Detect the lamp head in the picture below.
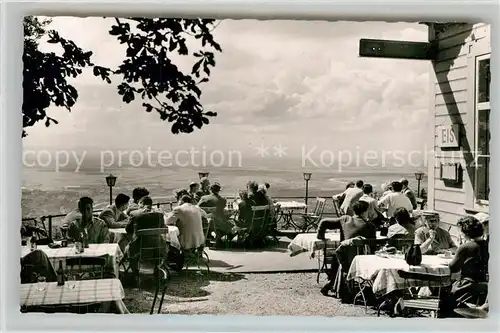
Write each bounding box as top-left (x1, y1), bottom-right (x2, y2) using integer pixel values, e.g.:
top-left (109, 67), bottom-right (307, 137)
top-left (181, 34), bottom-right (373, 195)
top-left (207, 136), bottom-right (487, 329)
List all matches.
top-left (105, 174), bottom-right (117, 187)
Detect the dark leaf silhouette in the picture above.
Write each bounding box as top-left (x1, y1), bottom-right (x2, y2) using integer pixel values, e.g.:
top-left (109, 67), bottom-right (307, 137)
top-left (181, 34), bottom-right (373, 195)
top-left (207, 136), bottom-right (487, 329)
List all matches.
top-left (22, 16), bottom-right (222, 138)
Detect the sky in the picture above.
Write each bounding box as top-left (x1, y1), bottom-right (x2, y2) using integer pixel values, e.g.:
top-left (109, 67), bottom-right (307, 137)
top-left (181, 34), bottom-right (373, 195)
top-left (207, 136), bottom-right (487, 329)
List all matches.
top-left (23, 17), bottom-right (432, 160)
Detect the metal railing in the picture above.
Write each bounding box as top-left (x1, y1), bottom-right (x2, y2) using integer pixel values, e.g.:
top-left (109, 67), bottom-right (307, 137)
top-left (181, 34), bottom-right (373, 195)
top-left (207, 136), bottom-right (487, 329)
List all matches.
top-left (22, 195), bottom-right (427, 241)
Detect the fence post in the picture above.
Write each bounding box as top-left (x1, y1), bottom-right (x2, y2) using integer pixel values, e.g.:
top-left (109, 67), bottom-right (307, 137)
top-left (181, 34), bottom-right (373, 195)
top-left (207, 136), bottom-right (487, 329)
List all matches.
top-left (48, 216), bottom-right (53, 240)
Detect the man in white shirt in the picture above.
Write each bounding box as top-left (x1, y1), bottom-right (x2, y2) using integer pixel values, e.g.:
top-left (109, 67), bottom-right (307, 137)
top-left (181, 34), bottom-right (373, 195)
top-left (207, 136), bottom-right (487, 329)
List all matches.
top-left (400, 178), bottom-right (418, 210)
top-left (333, 180), bottom-right (364, 216)
top-left (378, 181), bottom-right (413, 219)
top-left (166, 195), bottom-right (206, 250)
top-left (358, 184), bottom-right (380, 222)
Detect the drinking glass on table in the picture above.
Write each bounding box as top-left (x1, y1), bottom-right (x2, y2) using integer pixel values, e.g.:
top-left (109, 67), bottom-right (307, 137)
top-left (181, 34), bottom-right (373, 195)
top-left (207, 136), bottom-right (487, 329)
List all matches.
top-left (67, 274), bottom-right (77, 290)
top-left (36, 275), bottom-right (47, 292)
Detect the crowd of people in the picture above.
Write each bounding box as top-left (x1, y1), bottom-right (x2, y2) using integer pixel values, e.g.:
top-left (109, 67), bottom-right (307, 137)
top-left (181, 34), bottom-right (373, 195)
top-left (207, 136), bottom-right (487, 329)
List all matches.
top-left (317, 178), bottom-right (489, 317)
top-left (57, 177), bottom-right (277, 271)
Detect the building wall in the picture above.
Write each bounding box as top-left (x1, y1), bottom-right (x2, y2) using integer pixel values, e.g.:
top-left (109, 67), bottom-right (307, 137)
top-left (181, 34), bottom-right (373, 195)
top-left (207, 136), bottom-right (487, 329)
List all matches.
top-left (428, 23), bottom-right (490, 239)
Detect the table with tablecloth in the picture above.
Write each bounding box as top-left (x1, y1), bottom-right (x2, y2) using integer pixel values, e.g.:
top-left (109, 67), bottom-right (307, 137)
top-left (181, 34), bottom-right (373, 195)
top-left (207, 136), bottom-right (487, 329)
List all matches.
top-left (347, 254), bottom-right (456, 296)
top-left (288, 232), bottom-right (342, 257)
top-left (275, 201), bottom-right (307, 230)
top-left (20, 278), bottom-right (129, 314)
top-left (288, 231), bottom-right (385, 257)
top-left (21, 244), bottom-right (123, 278)
top-left (109, 225), bottom-right (181, 250)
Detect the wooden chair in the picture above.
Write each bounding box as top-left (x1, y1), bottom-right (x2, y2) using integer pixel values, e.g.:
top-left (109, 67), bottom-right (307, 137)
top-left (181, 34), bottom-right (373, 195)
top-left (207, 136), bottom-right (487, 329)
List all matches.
top-left (395, 269), bottom-right (452, 318)
top-left (66, 257), bottom-right (107, 280)
top-left (332, 198), bottom-right (344, 217)
top-left (120, 228), bottom-right (169, 282)
top-left (386, 238), bottom-right (415, 252)
top-left (200, 207), bottom-right (217, 245)
top-left (234, 205), bottom-right (270, 246)
top-left (300, 198), bottom-right (326, 232)
top-left (150, 264), bottom-right (170, 314)
top-left (350, 238), bottom-right (386, 312)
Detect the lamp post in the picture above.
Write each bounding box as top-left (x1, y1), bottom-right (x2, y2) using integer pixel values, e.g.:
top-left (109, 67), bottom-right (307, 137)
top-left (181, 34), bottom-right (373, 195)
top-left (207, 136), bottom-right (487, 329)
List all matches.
top-left (303, 172), bottom-right (312, 213)
top-left (414, 172), bottom-right (424, 198)
top-left (105, 174), bottom-right (117, 205)
top-left (198, 172), bottom-right (210, 180)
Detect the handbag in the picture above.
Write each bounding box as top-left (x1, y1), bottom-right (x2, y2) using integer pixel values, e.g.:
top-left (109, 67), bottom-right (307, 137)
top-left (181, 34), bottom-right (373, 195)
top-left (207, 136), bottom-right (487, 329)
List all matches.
top-left (405, 243), bottom-right (422, 266)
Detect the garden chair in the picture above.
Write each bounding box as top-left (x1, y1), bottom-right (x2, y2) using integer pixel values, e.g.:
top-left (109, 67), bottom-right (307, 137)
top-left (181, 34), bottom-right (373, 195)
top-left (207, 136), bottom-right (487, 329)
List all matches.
top-left (395, 269), bottom-right (452, 318)
top-left (120, 227), bottom-right (169, 285)
top-left (233, 205), bottom-right (270, 246)
top-left (332, 198), bottom-right (344, 217)
top-left (349, 238), bottom-right (386, 312)
top-left (150, 264), bottom-right (171, 314)
top-left (300, 198), bottom-right (326, 232)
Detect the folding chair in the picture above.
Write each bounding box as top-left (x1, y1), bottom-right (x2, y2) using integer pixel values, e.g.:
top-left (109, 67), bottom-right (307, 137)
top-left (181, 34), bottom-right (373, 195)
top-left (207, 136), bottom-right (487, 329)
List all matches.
top-left (234, 205), bottom-right (269, 246)
top-left (351, 238), bottom-right (386, 312)
top-left (66, 257), bottom-right (107, 280)
top-left (300, 198), bottom-right (326, 232)
top-left (150, 264), bottom-right (170, 314)
top-left (200, 207), bottom-right (217, 245)
top-left (316, 228), bottom-right (341, 283)
top-left (395, 269), bottom-right (452, 318)
top-left (120, 228), bottom-right (169, 284)
top-left (332, 198), bottom-right (344, 217)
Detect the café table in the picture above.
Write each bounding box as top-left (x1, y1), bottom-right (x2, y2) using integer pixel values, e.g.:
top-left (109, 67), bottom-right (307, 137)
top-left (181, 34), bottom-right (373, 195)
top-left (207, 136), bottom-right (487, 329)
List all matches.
top-left (20, 278), bottom-right (129, 314)
top-left (347, 254), bottom-right (456, 296)
top-left (288, 231), bottom-right (386, 257)
top-left (288, 232), bottom-right (341, 258)
top-left (109, 225), bottom-right (181, 250)
top-left (21, 243), bottom-right (123, 278)
top-left (275, 201), bottom-right (307, 230)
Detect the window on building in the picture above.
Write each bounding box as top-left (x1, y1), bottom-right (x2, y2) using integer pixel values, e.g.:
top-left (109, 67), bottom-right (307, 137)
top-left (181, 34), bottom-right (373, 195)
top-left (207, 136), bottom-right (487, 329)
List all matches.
top-left (475, 56), bottom-right (490, 202)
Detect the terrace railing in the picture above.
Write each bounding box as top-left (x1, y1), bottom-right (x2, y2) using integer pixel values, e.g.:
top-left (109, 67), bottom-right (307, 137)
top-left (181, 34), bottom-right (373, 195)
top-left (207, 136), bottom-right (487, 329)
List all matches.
top-left (22, 195), bottom-right (426, 241)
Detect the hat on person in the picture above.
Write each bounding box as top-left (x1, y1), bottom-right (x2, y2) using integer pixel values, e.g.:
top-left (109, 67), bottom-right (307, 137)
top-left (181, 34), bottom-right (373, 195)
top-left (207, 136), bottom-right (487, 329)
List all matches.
top-left (189, 181), bottom-right (197, 186)
top-left (422, 210), bottom-right (439, 216)
top-left (474, 212), bottom-right (489, 224)
top-left (211, 182), bottom-right (221, 191)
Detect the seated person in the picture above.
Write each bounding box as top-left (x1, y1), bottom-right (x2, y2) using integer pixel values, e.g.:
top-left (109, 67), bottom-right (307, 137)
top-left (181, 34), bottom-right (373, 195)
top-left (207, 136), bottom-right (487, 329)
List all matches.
top-left (63, 197), bottom-right (110, 244)
top-left (235, 190), bottom-right (253, 228)
top-left (442, 216), bottom-right (489, 315)
top-left (125, 196), bottom-right (167, 275)
top-left (166, 195), bottom-right (206, 250)
top-left (414, 211), bottom-right (457, 255)
top-left (387, 207), bottom-right (416, 240)
top-left (20, 249), bottom-right (57, 284)
top-left (377, 181), bottom-right (413, 223)
top-left (333, 181), bottom-right (363, 216)
top-left (188, 182), bottom-right (200, 202)
top-left (258, 183), bottom-right (276, 221)
top-left (126, 187), bottom-right (150, 216)
top-left (317, 201), bottom-right (376, 242)
top-left (316, 201), bottom-right (377, 296)
top-left (196, 177), bottom-right (211, 202)
top-left (98, 193), bottom-right (130, 228)
top-left (474, 212), bottom-right (489, 242)
top-left (198, 182), bottom-right (235, 244)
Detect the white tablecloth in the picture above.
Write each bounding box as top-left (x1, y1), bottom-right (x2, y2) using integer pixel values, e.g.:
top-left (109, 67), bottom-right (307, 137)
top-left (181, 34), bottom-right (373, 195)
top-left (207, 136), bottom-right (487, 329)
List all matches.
top-left (276, 201), bottom-right (307, 210)
top-left (347, 254), bottom-right (456, 296)
top-left (108, 225), bottom-right (181, 250)
top-left (288, 232), bottom-right (341, 257)
top-left (21, 244), bottom-right (123, 278)
top-left (20, 278), bottom-right (125, 307)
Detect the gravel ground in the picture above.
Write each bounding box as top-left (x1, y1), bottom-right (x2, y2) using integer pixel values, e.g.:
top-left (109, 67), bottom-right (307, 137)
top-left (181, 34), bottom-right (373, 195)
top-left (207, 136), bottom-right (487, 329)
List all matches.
top-left (122, 270), bottom-right (380, 317)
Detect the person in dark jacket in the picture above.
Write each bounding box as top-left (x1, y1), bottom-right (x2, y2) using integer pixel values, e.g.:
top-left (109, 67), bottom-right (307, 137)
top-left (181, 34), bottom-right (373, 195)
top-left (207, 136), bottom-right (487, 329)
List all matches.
top-left (317, 201), bottom-right (377, 296)
top-left (442, 216), bottom-right (489, 316)
top-left (125, 196), bottom-right (167, 276)
top-left (198, 182), bottom-right (235, 244)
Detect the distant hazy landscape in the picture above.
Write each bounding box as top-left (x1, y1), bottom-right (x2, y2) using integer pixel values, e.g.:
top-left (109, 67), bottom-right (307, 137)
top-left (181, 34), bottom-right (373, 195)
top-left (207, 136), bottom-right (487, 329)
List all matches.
top-left (22, 152), bottom-right (427, 218)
